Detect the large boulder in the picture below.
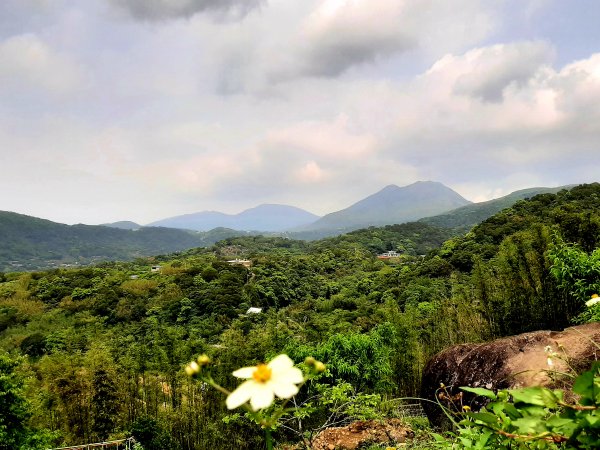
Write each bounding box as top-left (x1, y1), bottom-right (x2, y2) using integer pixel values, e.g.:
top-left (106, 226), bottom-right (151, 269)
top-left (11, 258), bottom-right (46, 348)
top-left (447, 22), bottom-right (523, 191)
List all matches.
top-left (421, 323), bottom-right (600, 427)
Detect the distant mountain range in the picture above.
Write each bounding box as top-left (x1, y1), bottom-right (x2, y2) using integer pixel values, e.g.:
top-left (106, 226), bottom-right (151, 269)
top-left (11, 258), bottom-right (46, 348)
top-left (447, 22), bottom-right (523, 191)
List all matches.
top-left (147, 204), bottom-right (320, 232)
top-left (0, 182), bottom-right (576, 271)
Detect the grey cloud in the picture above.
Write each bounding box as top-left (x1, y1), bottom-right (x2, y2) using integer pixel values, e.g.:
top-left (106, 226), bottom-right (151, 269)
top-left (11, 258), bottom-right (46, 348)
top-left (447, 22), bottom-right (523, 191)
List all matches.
top-left (453, 42), bottom-right (554, 102)
top-left (302, 34), bottom-right (415, 78)
top-left (109, 0), bottom-right (264, 21)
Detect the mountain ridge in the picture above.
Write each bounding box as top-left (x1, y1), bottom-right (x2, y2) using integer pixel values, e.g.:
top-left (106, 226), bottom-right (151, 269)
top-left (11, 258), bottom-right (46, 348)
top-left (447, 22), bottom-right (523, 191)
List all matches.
top-left (419, 185), bottom-right (574, 230)
top-left (147, 203), bottom-right (320, 232)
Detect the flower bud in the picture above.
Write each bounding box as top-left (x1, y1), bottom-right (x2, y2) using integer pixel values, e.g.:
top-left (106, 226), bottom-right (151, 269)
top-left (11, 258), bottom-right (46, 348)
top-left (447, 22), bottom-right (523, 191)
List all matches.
top-left (304, 356), bottom-right (316, 366)
top-left (197, 354), bottom-right (211, 366)
top-left (185, 361), bottom-right (200, 376)
top-left (314, 361), bottom-right (326, 373)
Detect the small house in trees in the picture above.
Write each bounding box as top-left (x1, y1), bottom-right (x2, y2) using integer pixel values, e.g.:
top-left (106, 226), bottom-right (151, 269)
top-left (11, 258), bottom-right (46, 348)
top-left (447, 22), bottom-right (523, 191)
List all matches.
top-left (227, 258), bottom-right (252, 268)
top-left (377, 251), bottom-right (400, 259)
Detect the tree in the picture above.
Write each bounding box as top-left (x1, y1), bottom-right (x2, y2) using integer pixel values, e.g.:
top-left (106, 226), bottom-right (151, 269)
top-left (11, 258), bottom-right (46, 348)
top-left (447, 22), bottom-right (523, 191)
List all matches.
top-left (0, 353), bottom-right (30, 450)
top-left (91, 369), bottom-right (119, 441)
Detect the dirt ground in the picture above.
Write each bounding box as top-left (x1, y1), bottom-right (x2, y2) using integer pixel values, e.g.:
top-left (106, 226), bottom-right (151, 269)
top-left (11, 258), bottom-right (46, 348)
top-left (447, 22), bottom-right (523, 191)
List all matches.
top-left (309, 419), bottom-right (414, 450)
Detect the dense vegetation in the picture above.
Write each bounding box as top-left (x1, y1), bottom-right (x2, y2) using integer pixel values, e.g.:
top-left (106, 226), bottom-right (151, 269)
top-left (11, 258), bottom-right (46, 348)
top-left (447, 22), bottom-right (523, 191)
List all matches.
top-left (1, 183), bottom-right (599, 449)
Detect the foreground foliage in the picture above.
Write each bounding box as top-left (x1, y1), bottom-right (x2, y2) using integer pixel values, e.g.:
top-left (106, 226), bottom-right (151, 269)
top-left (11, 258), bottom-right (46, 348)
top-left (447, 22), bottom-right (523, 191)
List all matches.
top-left (433, 362), bottom-right (600, 449)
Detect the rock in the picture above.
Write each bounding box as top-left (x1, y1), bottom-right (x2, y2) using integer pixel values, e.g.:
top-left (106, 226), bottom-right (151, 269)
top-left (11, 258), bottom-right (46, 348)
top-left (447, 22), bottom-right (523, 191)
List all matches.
top-left (310, 419), bottom-right (414, 450)
top-left (420, 323), bottom-right (600, 428)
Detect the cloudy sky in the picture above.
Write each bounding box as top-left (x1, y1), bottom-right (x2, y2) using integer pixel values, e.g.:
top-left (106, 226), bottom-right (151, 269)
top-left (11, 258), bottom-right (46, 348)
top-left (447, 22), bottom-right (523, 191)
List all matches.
top-left (1, 0), bottom-right (599, 225)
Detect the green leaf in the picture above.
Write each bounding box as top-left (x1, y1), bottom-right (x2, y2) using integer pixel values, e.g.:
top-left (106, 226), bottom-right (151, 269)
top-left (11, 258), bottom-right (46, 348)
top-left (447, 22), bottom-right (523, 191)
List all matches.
top-left (501, 402), bottom-right (522, 420)
top-left (468, 412), bottom-right (500, 426)
top-left (546, 416), bottom-right (574, 429)
top-left (585, 414), bottom-right (600, 427)
top-left (509, 387), bottom-right (547, 406)
top-left (461, 386), bottom-right (497, 400)
top-left (573, 364), bottom-right (600, 405)
top-left (475, 429), bottom-right (493, 449)
top-left (511, 416), bottom-right (546, 434)
top-left (431, 432), bottom-right (448, 443)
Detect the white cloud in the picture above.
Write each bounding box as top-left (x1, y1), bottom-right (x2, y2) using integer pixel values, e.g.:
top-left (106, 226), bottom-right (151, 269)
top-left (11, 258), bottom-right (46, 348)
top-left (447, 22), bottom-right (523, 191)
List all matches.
top-left (379, 44), bottom-right (600, 194)
top-left (0, 33), bottom-right (87, 95)
top-left (264, 115), bottom-right (377, 160)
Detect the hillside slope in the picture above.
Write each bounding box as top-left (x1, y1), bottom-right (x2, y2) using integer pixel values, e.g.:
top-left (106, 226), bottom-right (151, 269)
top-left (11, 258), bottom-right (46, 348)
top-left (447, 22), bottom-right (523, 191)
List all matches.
top-left (0, 211), bottom-right (248, 271)
top-left (420, 185), bottom-right (572, 230)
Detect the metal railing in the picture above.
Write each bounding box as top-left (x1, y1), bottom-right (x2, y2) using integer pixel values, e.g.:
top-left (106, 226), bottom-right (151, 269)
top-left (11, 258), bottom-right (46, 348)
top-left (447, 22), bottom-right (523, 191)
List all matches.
top-left (48, 437), bottom-right (135, 450)
top-left (395, 403), bottom-right (427, 418)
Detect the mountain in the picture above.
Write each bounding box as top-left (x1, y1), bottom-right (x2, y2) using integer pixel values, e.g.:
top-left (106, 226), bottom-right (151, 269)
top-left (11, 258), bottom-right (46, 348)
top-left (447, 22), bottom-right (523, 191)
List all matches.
top-left (102, 221), bottom-right (142, 230)
top-left (298, 181), bottom-right (471, 234)
top-left (147, 204), bottom-right (320, 232)
top-left (419, 185), bottom-right (574, 231)
top-left (0, 211), bottom-right (251, 271)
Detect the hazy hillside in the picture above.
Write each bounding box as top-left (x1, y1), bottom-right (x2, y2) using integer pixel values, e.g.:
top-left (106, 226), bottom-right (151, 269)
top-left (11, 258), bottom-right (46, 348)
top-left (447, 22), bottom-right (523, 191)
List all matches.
top-left (148, 204), bottom-right (320, 232)
top-left (0, 211), bottom-right (250, 271)
top-left (102, 221), bottom-right (142, 230)
top-left (299, 181), bottom-right (471, 234)
top-left (420, 185), bottom-right (572, 230)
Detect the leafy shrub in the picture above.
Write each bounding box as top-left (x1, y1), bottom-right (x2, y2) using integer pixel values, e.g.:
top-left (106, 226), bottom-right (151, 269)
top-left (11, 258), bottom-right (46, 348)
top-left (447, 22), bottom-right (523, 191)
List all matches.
top-left (432, 362), bottom-right (600, 449)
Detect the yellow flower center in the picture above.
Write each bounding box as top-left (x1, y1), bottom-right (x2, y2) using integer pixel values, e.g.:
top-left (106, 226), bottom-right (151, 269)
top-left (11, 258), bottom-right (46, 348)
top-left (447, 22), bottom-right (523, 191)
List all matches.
top-left (252, 364), bottom-right (272, 383)
top-left (592, 294), bottom-right (599, 299)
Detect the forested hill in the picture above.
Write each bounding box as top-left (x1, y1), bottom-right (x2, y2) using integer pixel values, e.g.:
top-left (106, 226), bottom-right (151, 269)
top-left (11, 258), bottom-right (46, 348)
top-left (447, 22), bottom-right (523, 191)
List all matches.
top-left (419, 185), bottom-right (572, 231)
top-left (439, 182), bottom-right (600, 272)
top-left (1, 183), bottom-right (599, 449)
top-left (0, 211), bottom-right (251, 271)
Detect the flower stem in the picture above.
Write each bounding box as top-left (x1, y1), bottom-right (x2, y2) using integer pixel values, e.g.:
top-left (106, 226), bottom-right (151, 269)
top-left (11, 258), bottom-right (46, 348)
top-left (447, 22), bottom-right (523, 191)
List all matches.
top-left (265, 428), bottom-right (273, 450)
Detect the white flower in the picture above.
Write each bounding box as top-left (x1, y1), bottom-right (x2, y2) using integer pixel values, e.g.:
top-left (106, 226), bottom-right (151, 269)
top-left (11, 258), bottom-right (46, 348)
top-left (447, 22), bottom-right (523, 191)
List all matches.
top-left (547, 357), bottom-right (554, 367)
top-left (586, 294), bottom-right (600, 307)
top-left (226, 354), bottom-right (304, 411)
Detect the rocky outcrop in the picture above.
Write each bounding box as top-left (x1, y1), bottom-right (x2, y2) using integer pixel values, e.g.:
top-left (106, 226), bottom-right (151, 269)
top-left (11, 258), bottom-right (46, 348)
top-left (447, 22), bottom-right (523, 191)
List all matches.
top-left (310, 419), bottom-right (414, 450)
top-left (421, 323), bottom-right (600, 428)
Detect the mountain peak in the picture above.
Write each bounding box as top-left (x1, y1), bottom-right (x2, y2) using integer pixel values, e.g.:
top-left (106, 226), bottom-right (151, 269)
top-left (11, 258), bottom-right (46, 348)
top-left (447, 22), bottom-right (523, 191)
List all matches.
top-left (301, 181), bottom-right (471, 232)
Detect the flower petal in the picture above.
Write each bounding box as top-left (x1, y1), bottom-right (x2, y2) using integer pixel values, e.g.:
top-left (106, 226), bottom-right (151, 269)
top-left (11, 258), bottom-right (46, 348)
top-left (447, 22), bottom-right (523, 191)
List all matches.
top-left (283, 367), bottom-right (304, 384)
top-left (249, 383), bottom-right (275, 410)
top-left (226, 380), bottom-right (256, 410)
top-left (232, 367), bottom-right (256, 379)
top-left (267, 354), bottom-right (294, 372)
top-left (270, 379), bottom-right (299, 399)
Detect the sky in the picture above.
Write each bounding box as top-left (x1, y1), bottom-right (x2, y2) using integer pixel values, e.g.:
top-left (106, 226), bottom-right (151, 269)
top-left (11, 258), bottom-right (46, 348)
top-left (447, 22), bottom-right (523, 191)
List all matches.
top-left (1, 0), bottom-right (599, 225)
